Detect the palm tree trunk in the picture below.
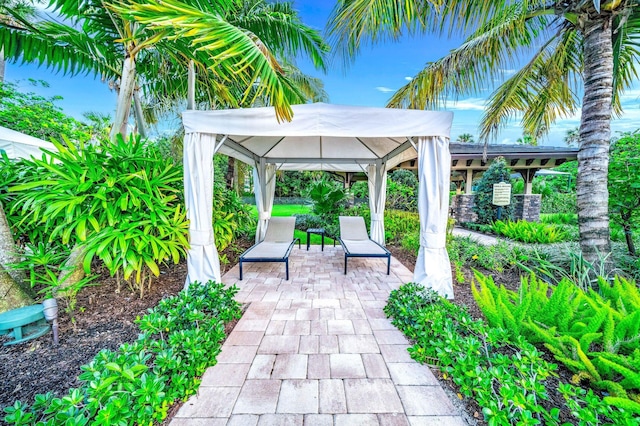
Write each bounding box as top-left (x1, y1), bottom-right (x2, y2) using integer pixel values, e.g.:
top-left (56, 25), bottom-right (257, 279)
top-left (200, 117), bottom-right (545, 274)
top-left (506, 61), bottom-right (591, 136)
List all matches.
top-left (132, 89), bottom-right (147, 139)
top-left (110, 55), bottom-right (137, 142)
top-left (0, 48), bottom-right (5, 82)
top-left (577, 14), bottom-right (613, 263)
top-left (0, 203), bottom-right (32, 312)
top-left (226, 156), bottom-right (235, 190)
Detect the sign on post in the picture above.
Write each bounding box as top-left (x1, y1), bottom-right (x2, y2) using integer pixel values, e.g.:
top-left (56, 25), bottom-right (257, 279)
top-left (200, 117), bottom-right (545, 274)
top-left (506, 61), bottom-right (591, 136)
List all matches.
top-left (492, 182), bottom-right (512, 206)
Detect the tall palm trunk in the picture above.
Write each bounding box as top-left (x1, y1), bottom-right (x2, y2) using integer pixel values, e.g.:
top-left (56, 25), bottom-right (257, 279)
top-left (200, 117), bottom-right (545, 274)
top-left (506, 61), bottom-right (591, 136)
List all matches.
top-left (109, 55), bottom-right (137, 142)
top-left (577, 14), bottom-right (613, 263)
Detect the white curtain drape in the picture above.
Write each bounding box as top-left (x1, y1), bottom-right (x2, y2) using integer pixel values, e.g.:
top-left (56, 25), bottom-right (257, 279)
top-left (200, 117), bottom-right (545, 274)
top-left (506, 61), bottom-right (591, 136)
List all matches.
top-left (183, 132), bottom-right (221, 287)
top-left (254, 160), bottom-right (277, 243)
top-left (367, 163), bottom-right (387, 245)
top-left (413, 136), bottom-right (454, 298)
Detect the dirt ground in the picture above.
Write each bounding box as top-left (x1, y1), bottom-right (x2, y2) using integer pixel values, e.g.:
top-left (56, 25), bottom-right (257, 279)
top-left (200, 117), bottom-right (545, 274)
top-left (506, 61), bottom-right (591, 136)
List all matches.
top-left (0, 243), bottom-right (583, 425)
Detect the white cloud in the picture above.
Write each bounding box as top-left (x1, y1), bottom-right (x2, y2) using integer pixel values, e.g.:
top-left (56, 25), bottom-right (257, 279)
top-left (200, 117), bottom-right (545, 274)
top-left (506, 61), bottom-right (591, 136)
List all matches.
top-left (444, 98), bottom-right (487, 111)
top-left (404, 76), bottom-right (413, 81)
top-left (375, 86), bottom-right (395, 93)
top-left (500, 69), bottom-right (517, 76)
top-left (500, 138), bottom-right (513, 144)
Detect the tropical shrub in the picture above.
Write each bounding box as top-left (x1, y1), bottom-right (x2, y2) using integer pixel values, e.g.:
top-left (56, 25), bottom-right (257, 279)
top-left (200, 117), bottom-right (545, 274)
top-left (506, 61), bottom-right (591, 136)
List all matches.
top-left (447, 236), bottom-right (521, 275)
top-left (472, 157), bottom-right (515, 224)
top-left (0, 80), bottom-right (92, 143)
top-left (473, 271), bottom-right (640, 409)
top-left (609, 131), bottom-right (640, 256)
top-left (540, 192), bottom-right (577, 215)
top-left (540, 213), bottom-right (578, 226)
top-left (349, 181), bottom-right (368, 199)
top-left (213, 178), bottom-right (256, 251)
top-left (0, 153), bottom-right (52, 244)
top-left (294, 213), bottom-right (339, 239)
top-left (274, 171), bottom-right (319, 198)
top-left (386, 170), bottom-right (418, 211)
top-left (306, 178), bottom-right (347, 216)
top-left (9, 135), bottom-right (188, 298)
top-left (3, 281), bottom-right (242, 425)
top-left (384, 210), bottom-right (419, 244)
top-left (385, 282), bottom-right (637, 424)
top-left (492, 220), bottom-right (569, 244)
top-left (517, 247), bottom-right (615, 291)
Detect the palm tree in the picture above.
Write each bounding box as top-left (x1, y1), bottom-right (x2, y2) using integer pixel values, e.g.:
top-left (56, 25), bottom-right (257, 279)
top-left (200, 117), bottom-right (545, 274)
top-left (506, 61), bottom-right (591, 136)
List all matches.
top-left (0, 0), bottom-right (328, 310)
top-left (0, 0), bottom-right (328, 140)
top-left (564, 127), bottom-right (580, 146)
top-left (516, 133), bottom-right (538, 146)
top-left (328, 0), bottom-right (640, 263)
top-left (456, 133), bottom-right (475, 143)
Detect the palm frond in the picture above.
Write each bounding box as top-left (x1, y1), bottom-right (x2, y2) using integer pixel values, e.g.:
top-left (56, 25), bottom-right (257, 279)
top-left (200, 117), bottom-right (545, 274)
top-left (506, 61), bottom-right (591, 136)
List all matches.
top-left (387, 3), bottom-right (552, 109)
top-left (612, 4), bottom-right (640, 115)
top-left (326, 0), bottom-right (438, 61)
top-left (229, 0), bottom-right (328, 70)
top-left (480, 23), bottom-right (582, 141)
top-left (113, 0), bottom-right (318, 121)
top-left (0, 21), bottom-right (119, 78)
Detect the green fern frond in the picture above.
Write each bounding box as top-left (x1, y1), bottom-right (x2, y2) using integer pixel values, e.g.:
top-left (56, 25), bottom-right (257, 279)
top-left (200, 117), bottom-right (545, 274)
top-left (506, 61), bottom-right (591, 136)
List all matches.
top-left (603, 396), bottom-right (640, 414)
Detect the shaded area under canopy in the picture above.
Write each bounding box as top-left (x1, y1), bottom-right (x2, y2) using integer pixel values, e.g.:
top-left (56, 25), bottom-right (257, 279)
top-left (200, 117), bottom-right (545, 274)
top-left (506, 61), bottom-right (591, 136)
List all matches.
top-left (182, 103), bottom-right (455, 298)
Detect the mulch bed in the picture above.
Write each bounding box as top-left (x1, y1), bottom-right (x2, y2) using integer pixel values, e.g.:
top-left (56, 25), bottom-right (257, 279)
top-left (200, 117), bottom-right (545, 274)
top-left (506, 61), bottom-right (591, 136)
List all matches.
top-left (0, 241), bottom-right (248, 413)
top-left (0, 241), bottom-right (587, 425)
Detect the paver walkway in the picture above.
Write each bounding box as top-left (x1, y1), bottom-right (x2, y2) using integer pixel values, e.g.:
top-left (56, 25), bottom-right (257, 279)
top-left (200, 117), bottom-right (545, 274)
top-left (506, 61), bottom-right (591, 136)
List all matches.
top-left (451, 227), bottom-right (500, 246)
top-left (171, 246), bottom-right (466, 426)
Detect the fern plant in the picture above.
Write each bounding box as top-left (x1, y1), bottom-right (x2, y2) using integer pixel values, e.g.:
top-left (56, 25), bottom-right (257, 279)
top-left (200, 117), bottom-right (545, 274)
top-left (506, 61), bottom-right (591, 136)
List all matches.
top-left (492, 220), bottom-right (569, 244)
top-left (472, 271), bottom-right (640, 406)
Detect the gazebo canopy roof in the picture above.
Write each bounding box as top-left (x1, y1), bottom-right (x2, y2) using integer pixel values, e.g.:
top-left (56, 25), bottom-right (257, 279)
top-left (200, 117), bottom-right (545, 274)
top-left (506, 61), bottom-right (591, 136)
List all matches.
top-left (183, 102), bottom-right (453, 172)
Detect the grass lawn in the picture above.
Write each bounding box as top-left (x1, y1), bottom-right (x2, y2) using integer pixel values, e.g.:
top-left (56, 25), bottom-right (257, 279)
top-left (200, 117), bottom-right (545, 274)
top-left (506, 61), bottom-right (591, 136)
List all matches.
top-left (249, 204), bottom-right (334, 245)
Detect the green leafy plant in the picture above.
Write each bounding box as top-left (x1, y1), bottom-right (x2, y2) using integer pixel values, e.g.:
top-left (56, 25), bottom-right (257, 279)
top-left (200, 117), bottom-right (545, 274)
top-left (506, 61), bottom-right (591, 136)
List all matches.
top-left (609, 131), bottom-right (640, 256)
top-left (446, 236), bottom-right (522, 274)
top-left (518, 248), bottom-right (616, 291)
top-left (3, 281), bottom-right (242, 425)
top-left (306, 177), bottom-right (347, 216)
top-left (385, 282), bottom-right (638, 425)
top-left (0, 80), bottom-right (91, 143)
top-left (384, 210), bottom-right (420, 244)
top-left (386, 170), bottom-right (418, 212)
top-left (9, 135), bottom-right (189, 298)
top-left (472, 271), bottom-right (640, 407)
top-left (492, 220), bottom-right (569, 244)
top-left (540, 192), bottom-right (577, 215)
top-left (540, 213), bottom-right (578, 226)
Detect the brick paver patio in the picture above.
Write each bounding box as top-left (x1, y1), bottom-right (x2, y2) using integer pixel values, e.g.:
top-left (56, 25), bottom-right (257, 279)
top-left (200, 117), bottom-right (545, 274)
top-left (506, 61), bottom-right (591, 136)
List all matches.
top-left (171, 246), bottom-right (465, 426)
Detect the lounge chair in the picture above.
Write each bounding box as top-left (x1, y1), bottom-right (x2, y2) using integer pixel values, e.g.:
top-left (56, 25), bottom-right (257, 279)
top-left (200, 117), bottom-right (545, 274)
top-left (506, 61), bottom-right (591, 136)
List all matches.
top-left (239, 217), bottom-right (300, 280)
top-left (338, 216), bottom-right (391, 275)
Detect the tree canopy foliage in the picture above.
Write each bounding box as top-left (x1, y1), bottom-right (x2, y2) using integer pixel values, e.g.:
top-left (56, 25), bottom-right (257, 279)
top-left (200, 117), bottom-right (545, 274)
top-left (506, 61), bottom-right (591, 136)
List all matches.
top-left (0, 80), bottom-right (91, 142)
top-left (609, 131), bottom-right (640, 256)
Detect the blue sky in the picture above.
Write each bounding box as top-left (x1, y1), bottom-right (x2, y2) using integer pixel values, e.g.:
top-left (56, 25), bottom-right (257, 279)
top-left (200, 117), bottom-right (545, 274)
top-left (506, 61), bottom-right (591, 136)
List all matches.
top-left (5, 0), bottom-right (639, 146)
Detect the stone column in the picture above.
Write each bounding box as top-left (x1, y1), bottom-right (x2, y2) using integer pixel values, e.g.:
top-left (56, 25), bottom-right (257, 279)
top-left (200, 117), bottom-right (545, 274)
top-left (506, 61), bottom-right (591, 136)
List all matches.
top-left (450, 194), bottom-right (478, 223)
top-left (513, 194), bottom-right (542, 222)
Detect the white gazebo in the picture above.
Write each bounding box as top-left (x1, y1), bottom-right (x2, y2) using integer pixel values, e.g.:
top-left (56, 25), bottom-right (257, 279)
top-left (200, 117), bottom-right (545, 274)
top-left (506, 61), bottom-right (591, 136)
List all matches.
top-left (182, 103), bottom-right (455, 298)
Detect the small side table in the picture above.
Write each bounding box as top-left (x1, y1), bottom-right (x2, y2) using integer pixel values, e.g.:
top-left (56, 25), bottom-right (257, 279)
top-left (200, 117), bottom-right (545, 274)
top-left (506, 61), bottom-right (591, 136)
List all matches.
top-left (306, 228), bottom-right (326, 251)
top-left (0, 304), bottom-right (50, 346)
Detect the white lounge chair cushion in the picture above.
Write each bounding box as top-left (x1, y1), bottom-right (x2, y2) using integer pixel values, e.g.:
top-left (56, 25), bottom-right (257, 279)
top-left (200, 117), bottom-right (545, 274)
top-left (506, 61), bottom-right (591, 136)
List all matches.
top-left (263, 217), bottom-right (296, 243)
top-left (242, 242), bottom-right (292, 260)
top-left (339, 216), bottom-right (370, 241)
top-left (340, 239), bottom-right (388, 255)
